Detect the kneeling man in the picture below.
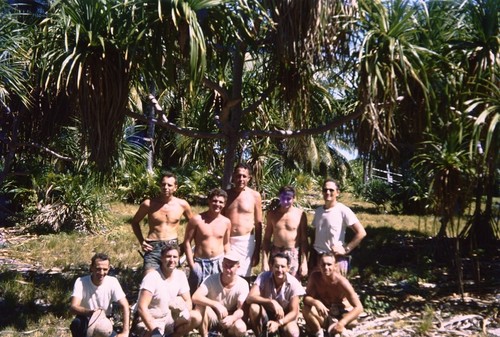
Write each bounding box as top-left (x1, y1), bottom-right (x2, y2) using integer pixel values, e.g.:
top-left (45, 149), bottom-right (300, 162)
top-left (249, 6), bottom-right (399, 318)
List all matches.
top-left (192, 251), bottom-right (249, 337)
top-left (246, 252), bottom-right (305, 337)
top-left (136, 244), bottom-right (201, 337)
top-left (303, 252), bottom-right (363, 336)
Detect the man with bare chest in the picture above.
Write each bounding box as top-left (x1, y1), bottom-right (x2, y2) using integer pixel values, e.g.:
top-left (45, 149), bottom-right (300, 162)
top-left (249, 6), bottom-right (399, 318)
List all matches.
top-left (131, 172), bottom-right (193, 274)
top-left (262, 186), bottom-right (308, 278)
top-left (184, 188), bottom-right (231, 293)
top-left (303, 253), bottom-right (363, 336)
top-left (223, 163), bottom-right (263, 277)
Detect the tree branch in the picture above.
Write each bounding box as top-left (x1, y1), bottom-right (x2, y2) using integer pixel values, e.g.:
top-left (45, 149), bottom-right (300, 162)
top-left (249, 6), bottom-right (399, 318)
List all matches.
top-left (12, 142), bottom-right (73, 161)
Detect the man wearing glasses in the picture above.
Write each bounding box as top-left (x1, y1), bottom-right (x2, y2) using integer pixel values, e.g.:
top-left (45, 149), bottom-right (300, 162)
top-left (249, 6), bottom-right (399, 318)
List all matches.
top-left (309, 179), bottom-right (366, 275)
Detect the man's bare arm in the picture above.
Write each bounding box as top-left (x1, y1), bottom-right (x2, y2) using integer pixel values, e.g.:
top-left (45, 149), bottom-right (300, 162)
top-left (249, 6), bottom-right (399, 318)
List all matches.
top-left (130, 200), bottom-right (150, 246)
top-left (69, 296), bottom-right (93, 316)
top-left (298, 211), bottom-right (309, 276)
top-left (252, 191), bottom-right (263, 267)
top-left (262, 212), bottom-right (274, 271)
top-left (183, 218), bottom-right (198, 269)
top-left (116, 297), bottom-right (130, 337)
top-left (344, 222), bottom-right (366, 254)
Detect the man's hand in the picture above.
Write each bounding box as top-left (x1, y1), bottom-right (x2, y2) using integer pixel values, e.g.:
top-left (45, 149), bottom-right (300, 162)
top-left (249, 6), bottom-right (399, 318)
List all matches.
top-left (314, 300), bottom-right (329, 318)
top-left (270, 300), bottom-right (284, 319)
top-left (267, 320), bottom-right (281, 333)
top-left (142, 240), bottom-right (153, 252)
top-left (220, 314), bottom-right (236, 329)
top-left (213, 303), bottom-right (228, 319)
top-left (329, 320), bottom-right (345, 334)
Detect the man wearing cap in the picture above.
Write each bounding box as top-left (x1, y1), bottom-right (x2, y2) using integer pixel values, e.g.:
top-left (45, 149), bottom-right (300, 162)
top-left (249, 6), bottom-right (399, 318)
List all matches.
top-left (246, 252), bottom-right (305, 337)
top-left (192, 251), bottom-right (249, 337)
top-left (70, 253), bottom-right (130, 337)
top-left (135, 244), bottom-right (201, 337)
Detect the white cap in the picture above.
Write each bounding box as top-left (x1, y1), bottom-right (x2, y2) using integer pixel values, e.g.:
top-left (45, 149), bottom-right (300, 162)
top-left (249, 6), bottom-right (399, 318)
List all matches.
top-left (223, 251), bottom-right (240, 262)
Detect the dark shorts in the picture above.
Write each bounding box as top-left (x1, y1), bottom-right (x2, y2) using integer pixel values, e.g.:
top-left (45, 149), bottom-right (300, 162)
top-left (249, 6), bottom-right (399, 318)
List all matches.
top-left (143, 239), bottom-right (179, 270)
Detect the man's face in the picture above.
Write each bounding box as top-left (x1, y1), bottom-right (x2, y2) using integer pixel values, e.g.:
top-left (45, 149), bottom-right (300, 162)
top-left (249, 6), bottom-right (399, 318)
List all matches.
top-left (159, 176), bottom-right (177, 197)
top-left (232, 168), bottom-right (250, 190)
top-left (161, 249), bottom-right (179, 271)
top-left (279, 191), bottom-right (295, 209)
top-left (209, 195), bottom-right (226, 214)
top-left (319, 255), bottom-right (336, 277)
top-left (271, 257), bottom-right (289, 281)
top-left (222, 258), bottom-right (239, 278)
top-left (90, 258), bottom-right (110, 286)
top-left (322, 181), bottom-right (339, 202)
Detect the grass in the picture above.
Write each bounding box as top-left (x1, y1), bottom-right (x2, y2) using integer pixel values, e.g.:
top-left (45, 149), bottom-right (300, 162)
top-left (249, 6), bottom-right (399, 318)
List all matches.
top-left (0, 195), bottom-right (496, 336)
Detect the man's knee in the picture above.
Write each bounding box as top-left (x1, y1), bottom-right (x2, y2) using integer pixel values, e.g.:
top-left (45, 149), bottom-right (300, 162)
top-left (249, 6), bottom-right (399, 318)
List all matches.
top-left (70, 316), bottom-right (87, 337)
top-left (228, 319), bottom-right (247, 337)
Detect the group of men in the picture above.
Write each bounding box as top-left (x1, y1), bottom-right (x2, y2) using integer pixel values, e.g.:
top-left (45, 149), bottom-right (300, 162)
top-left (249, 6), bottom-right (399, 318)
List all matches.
top-left (70, 163), bottom-right (367, 337)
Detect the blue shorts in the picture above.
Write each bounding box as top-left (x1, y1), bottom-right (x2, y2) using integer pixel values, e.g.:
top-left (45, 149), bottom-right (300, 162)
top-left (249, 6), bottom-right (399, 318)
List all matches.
top-left (188, 255), bottom-right (223, 294)
top-left (143, 239), bottom-right (179, 270)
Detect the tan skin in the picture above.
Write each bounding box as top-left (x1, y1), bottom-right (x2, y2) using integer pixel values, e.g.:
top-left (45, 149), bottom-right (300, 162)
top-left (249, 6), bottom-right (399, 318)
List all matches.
top-left (192, 259), bottom-right (246, 337)
top-left (262, 191), bottom-right (308, 278)
top-left (247, 257), bottom-right (301, 337)
top-left (223, 167), bottom-right (263, 267)
top-left (130, 176), bottom-right (193, 271)
top-left (303, 255), bottom-right (363, 335)
top-left (184, 195), bottom-right (231, 270)
top-left (137, 249), bottom-right (201, 337)
top-left (70, 259), bottom-right (130, 337)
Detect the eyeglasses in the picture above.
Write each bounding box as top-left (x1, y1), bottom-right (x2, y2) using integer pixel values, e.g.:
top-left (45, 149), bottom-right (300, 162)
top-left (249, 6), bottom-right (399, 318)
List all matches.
top-left (322, 188), bottom-right (336, 193)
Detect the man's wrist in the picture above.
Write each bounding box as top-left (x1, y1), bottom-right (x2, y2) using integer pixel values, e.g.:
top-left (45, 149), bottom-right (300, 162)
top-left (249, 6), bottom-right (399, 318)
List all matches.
top-left (278, 319), bottom-right (284, 326)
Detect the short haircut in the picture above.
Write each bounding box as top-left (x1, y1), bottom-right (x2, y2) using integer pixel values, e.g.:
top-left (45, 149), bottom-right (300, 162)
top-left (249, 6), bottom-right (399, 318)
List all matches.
top-left (319, 251), bottom-right (336, 261)
top-left (160, 171), bottom-right (177, 184)
top-left (208, 188), bottom-right (228, 201)
top-left (323, 178), bottom-right (339, 191)
top-left (91, 253), bottom-right (109, 266)
top-left (279, 185), bottom-right (295, 196)
top-left (271, 252), bottom-right (291, 266)
top-left (233, 162), bottom-right (252, 175)
top-left (161, 243), bottom-right (180, 256)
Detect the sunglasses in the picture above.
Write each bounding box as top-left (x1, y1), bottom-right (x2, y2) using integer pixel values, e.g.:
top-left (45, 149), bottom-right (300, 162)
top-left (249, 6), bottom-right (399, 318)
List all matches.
top-left (322, 188), bottom-right (336, 193)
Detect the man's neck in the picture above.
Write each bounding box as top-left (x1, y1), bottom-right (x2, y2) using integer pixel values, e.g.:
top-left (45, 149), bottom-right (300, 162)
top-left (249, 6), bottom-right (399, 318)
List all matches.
top-left (324, 200), bottom-right (337, 209)
top-left (160, 266), bottom-right (173, 279)
top-left (220, 273), bottom-right (235, 287)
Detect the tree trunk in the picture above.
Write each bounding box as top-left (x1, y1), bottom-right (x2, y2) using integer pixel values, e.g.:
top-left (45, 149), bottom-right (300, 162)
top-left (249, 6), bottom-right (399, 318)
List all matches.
top-left (221, 41), bottom-right (247, 188)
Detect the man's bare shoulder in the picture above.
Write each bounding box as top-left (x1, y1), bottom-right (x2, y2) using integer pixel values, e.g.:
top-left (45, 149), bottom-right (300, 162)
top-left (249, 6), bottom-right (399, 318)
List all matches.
top-left (173, 196), bottom-right (191, 208)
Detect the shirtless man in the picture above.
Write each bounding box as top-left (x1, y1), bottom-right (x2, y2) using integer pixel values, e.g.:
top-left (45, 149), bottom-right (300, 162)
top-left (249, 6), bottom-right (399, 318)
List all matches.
top-left (262, 185), bottom-right (308, 279)
top-left (184, 188), bottom-right (231, 293)
top-left (223, 163), bottom-right (263, 277)
top-left (131, 172), bottom-right (193, 274)
top-left (303, 252), bottom-right (363, 336)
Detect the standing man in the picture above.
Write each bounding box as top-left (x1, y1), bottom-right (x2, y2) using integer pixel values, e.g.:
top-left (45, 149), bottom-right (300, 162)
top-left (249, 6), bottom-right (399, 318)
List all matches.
top-left (131, 172), bottom-right (193, 274)
top-left (223, 163), bottom-right (263, 277)
top-left (262, 185), bottom-right (308, 279)
top-left (70, 253), bottom-right (130, 337)
top-left (303, 252), bottom-right (363, 336)
top-left (192, 251), bottom-right (249, 337)
top-left (310, 179), bottom-right (366, 275)
top-left (246, 253), bottom-right (305, 337)
top-left (135, 244), bottom-right (201, 337)
top-left (184, 188), bottom-right (231, 292)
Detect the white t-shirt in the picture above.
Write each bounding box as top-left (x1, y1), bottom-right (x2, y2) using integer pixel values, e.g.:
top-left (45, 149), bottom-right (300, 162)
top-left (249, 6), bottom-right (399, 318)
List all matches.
top-left (139, 268), bottom-right (189, 319)
top-left (164, 269), bottom-right (190, 298)
top-left (200, 273), bottom-right (249, 313)
top-left (71, 275), bottom-right (126, 316)
top-left (312, 203), bottom-right (359, 253)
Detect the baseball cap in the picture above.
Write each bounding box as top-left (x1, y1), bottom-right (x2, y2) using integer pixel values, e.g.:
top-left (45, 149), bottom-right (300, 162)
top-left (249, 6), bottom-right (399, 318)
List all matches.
top-left (223, 251), bottom-right (240, 262)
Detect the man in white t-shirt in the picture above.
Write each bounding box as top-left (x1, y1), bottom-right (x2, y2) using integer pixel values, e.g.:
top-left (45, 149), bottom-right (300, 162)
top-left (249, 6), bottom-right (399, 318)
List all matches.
top-left (310, 179), bottom-right (366, 275)
top-left (136, 244), bottom-right (201, 337)
top-left (192, 251), bottom-right (249, 337)
top-left (246, 252), bottom-right (305, 337)
top-left (70, 253), bottom-right (130, 337)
